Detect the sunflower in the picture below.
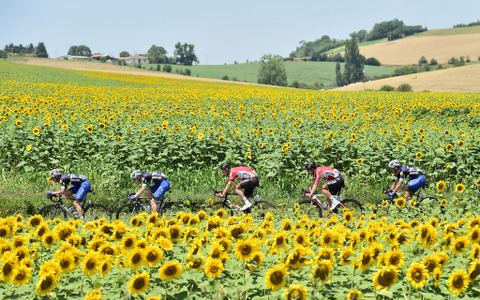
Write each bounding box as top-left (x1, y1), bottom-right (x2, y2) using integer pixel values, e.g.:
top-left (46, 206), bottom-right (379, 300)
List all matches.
top-left (458, 140), bottom-right (465, 147)
top-left (55, 252), bottom-right (76, 274)
top-left (356, 158), bottom-right (363, 165)
top-left (373, 266), bottom-right (398, 290)
top-left (395, 197), bottom-right (406, 209)
top-left (99, 256), bottom-right (113, 278)
top-left (61, 124), bottom-right (68, 131)
top-left (446, 144), bottom-right (453, 152)
top-left (441, 199), bottom-right (448, 206)
top-left (85, 289), bottom-right (102, 300)
top-left (347, 289), bottom-right (362, 300)
top-left (381, 200), bottom-right (389, 208)
top-left (27, 215), bottom-right (44, 228)
top-left (121, 233), bottom-right (137, 250)
top-left (204, 258), bottom-right (224, 278)
top-left (82, 251), bottom-right (99, 275)
top-left (451, 237), bottom-right (469, 254)
top-left (26, 145), bottom-right (32, 152)
top-left (283, 284), bottom-right (308, 300)
top-left (235, 239), bottom-right (259, 261)
top-left (218, 136), bottom-right (225, 143)
top-left (469, 260), bottom-right (480, 281)
top-left (455, 183), bottom-right (466, 194)
top-left (436, 181), bottom-right (446, 193)
top-left (247, 252), bottom-right (265, 271)
top-left (416, 152), bottom-right (423, 159)
top-left (158, 260), bottom-right (183, 281)
top-left (144, 245), bottom-right (163, 267)
top-left (128, 271), bottom-right (149, 294)
top-left (39, 260), bottom-right (61, 278)
top-left (15, 119), bottom-right (22, 127)
top-left (0, 254), bottom-right (16, 281)
top-left (168, 224), bottom-right (183, 242)
top-left (117, 136), bottom-right (122, 143)
top-left (86, 124), bottom-right (93, 133)
top-left (11, 264), bottom-right (32, 286)
top-left (476, 178), bottom-right (480, 186)
top-left (125, 247), bottom-right (145, 270)
top-left (265, 265), bottom-right (289, 291)
top-left (311, 260), bottom-right (333, 284)
top-left (35, 274), bottom-right (57, 296)
top-left (339, 247), bottom-right (355, 266)
top-left (356, 248), bottom-right (374, 271)
top-left (385, 249), bottom-right (405, 268)
top-left (448, 269), bottom-right (470, 295)
top-left (406, 262), bottom-right (428, 289)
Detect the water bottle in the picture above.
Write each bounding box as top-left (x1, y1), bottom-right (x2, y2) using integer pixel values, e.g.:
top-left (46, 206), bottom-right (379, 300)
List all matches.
top-left (146, 205), bottom-right (151, 213)
top-left (419, 192), bottom-right (425, 199)
top-left (338, 195), bottom-right (344, 202)
top-left (85, 200), bottom-right (91, 205)
top-left (253, 195), bottom-right (260, 201)
top-left (67, 206), bottom-right (74, 214)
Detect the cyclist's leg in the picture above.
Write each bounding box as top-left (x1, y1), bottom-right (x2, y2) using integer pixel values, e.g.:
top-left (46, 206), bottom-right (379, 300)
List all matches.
top-left (405, 176), bottom-right (425, 202)
top-left (235, 178), bottom-right (256, 209)
top-left (148, 184), bottom-right (159, 212)
top-left (73, 181), bottom-right (90, 217)
top-left (323, 177), bottom-right (343, 207)
top-left (153, 180), bottom-right (170, 211)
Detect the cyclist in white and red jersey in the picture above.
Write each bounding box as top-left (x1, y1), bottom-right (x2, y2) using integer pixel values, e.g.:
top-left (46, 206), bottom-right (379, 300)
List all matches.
top-left (304, 161), bottom-right (344, 210)
top-left (216, 161), bottom-right (259, 211)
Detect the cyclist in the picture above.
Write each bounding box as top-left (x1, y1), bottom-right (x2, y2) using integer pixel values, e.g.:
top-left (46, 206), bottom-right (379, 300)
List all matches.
top-left (216, 161), bottom-right (259, 211)
top-left (46, 169), bottom-right (91, 220)
top-left (386, 160), bottom-right (425, 203)
top-left (304, 161), bottom-right (343, 210)
top-left (130, 170), bottom-right (170, 213)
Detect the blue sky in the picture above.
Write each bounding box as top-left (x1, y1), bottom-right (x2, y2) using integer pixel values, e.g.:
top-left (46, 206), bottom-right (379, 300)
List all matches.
top-left (2, 0), bottom-right (479, 65)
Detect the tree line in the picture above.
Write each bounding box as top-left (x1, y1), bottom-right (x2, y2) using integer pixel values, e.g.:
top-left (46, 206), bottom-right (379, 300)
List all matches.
top-left (291, 18), bottom-right (426, 59)
top-left (2, 42), bottom-right (48, 58)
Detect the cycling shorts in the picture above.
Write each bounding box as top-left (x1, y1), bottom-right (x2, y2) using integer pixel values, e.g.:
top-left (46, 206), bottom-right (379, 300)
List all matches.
top-left (325, 176), bottom-right (344, 196)
top-left (238, 177), bottom-right (259, 198)
top-left (150, 179), bottom-right (170, 200)
top-left (407, 175), bottom-right (426, 193)
top-left (69, 180), bottom-right (91, 201)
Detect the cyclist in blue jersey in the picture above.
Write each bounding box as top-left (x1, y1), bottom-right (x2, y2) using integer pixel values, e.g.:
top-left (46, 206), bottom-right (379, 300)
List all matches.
top-left (46, 169), bottom-right (91, 219)
top-left (130, 170), bottom-right (170, 213)
top-left (386, 160), bottom-right (426, 203)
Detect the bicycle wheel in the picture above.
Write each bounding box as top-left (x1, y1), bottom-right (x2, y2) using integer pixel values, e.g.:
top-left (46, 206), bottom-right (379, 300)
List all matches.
top-left (38, 204), bottom-right (69, 221)
top-left (84, 203), bottom-right (112, 221)
top-left (297, 200), bottom-right (322, 219)
top-left (158, 201), bottom-right (183, 218)
top-left (116, 202), bottom-right (148, 221)
top-left (248, 200), bottom-right (276, 218)
top-left (375, 198), bottom-right (392, 218)
top-left (416, 197), bottom-right (443, 219)
top-left (211, 201), bottom-right (235, 217)
top-left (335, 199), bottom-right (364, 220)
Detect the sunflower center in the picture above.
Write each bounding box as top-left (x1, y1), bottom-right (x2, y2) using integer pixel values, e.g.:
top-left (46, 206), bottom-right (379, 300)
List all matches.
top-left (132, 253), bottom-right (141, 264)
top-left (40, 276), bottom-right (53, 290)
top-left (240, 245), bottom-right (252, 255)
top-left (270, 271), bottom-right (284, 285)
top-left (2, 263), bottom-right (12, 276)
top-left (86, 260), bottom-right (96, 270)
top-left (453, 276), bottom-right (464, 288)
top-left (165, 265), bottom-right (177, 276)
top-left (147, 252), bottom-right (157, 262)
top-left (378, 271), bottom-right (395, 286)
top-left (133, 277), bottom-right (145, 289)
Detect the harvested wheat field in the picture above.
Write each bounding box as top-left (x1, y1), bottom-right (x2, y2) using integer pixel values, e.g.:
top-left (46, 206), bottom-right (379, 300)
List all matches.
top-left (359, 32), bottom-right (480, 66)
top-left (332, 63), bottom-right (480, 93)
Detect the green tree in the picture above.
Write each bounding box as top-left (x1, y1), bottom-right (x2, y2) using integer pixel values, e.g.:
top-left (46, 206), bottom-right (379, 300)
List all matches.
top-left (335, 62), bottom-right (346, 87)
top-left (343, 39), bottom-right (364, 84)
top-left (418, 56), bottom-right (428, 65)
top-left (174, 42), bottom-right (199, 66)
top-left (257, 54), bottom-right (288, 86)
top-left (147, 45), bottom-right (167, 64)
top-left (35, 42), bottom-right (48, 58)
top-left (68, 45), bottom-right (91, 57)
top-left (119, 51), bottom-right (130, 57)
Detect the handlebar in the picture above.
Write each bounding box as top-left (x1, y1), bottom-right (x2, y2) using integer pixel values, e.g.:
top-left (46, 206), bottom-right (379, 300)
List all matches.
top-left (213, 190), bottom-right (237, 196)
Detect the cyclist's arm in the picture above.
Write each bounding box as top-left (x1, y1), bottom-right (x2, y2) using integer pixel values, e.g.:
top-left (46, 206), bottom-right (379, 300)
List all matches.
top-left (309, 181), bottom-right (319, 195)
top-left (133, 185), bottom-right (147, 199)
top-left (221, 181), bottom-right (234, 197)
top-left (50, 188), bottom-right (66, 196)
top-left (391, 179), bottom-right (403, 194)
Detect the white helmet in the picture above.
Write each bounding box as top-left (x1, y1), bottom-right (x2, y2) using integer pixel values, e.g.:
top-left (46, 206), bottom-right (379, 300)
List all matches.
top-left (130, 170), bottom-right (142, 180)
top-left (388, 160), bottom-right (401, 169)
top-left (49, 169), bottom-right (62, 178)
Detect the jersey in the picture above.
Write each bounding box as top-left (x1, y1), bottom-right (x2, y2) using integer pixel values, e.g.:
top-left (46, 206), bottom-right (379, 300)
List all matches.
top-left (60, 174), bottom-right (87, 189)
top-left (396, 167), bottom-right (423, 181)
top-left (313, 167), bottom-right (340, 183)
top-left (141, 172), bottom-right (167, 187)
top-left (228, 166), bottom-right (257, 182)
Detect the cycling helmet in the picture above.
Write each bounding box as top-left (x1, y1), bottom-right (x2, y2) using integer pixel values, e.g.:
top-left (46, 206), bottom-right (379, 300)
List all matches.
top-left (130, 170), bottom-right (143, 180)
top-left (219, 161), bottom-right (231, 170)
top-left (388, 160), bottom-right (401, 169)
top-left (49, 169), bottom-right (62, 178)
top-left (305, 161), bottom-right (317, 171)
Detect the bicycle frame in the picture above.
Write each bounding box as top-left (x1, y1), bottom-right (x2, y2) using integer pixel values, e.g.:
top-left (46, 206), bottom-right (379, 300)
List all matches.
top-left (46, 194), bottom-right (92, 218)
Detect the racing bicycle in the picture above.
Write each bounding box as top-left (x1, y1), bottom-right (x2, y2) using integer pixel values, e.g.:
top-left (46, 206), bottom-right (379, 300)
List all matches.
top-left (115, 191), bottom-right (182, 220)
top-left (374, 187), bottom-right (442, 218)
top-left (211, 188), bottom-right (276, 218)
top-left (38, 192), bottom-right (112, 221)
top-left (297, 186), bottom-right (364, 219)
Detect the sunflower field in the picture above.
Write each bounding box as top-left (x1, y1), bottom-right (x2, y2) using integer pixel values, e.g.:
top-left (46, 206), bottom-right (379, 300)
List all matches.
top-left (1, 60), bottom-right (480, 298)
